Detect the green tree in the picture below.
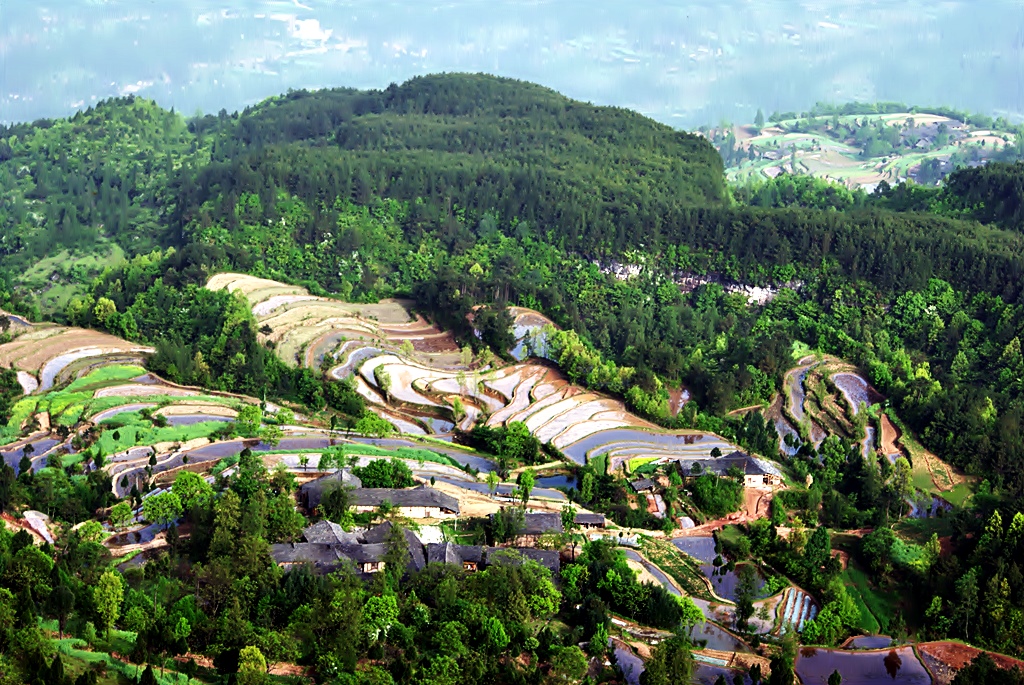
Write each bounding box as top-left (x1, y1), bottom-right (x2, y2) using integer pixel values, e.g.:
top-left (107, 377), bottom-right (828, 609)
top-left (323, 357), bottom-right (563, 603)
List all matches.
top-left (374, 366), bottom-right (392, 400)
top-left (549, 645), bottom-right (588, 682)
top-left (362, 594), bottom-right (399, 643)
top-left (518, 469), bottom-right (535, 507)
top-left (237, 645), bottom-right (269, 685)
top-left (734, 565), bottom-right (758, 632)
top-left (94, 570), bottom-right (124, 639)
top-left (580, 471), bottom-right (595, 502)
top-left (142, 491), bottom-right (183, 528)
top-left (561, 503), bottom-right (580, 559)
top-left (828, 670), bottom-right (842, 685)
top-left (639, 632), bottom-right (694, 685)
top-left (483, 616), bottom-right (509, 653)
top-left (172, 470), bottom-right (213, 510)
top-left (50, 584), bottom-right (75, 639)
top-left (235, 404), bottom-right (263, 437)
top-left (486, 470), bottom-right (499, 496)
top-left (955, 567), bottom-right (980, 640)
top-left (109, 501), bottom-right (133, 530)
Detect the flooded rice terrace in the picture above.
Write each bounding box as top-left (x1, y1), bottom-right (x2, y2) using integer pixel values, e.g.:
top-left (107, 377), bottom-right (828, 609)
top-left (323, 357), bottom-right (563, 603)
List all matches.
top-left (795, 646), bottom-right (930, 684)
top-left (670, 537), bottom-right (766, 603)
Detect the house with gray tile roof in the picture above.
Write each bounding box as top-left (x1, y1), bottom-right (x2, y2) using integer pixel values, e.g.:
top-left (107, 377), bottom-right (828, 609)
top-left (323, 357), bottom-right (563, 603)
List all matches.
top-left (350, 485), bottom-right (460, 518)
top-left (301, 469), bottom-right (362, 511)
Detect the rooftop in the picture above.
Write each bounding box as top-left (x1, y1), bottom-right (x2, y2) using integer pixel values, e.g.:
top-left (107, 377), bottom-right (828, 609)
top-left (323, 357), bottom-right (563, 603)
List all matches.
top-left (303, 520), bottom-right (363, 546)
top-left (350, 485), bottom-right (460, 514)
top-left (301, 469), bottom-right (363, 509)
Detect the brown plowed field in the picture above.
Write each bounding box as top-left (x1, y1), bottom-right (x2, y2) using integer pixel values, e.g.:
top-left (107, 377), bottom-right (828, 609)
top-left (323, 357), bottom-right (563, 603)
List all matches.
top-left (918, 641), bottom-right (1024, 683)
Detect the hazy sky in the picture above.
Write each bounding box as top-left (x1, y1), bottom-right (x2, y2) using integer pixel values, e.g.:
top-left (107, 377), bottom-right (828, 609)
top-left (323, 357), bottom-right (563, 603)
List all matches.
top-left (3, 0), bottom-right (1024, 129)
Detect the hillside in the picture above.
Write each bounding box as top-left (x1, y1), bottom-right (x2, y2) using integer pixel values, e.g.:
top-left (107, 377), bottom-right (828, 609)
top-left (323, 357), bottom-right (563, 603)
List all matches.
top-left (180, 73), bottom-right (728, 254)
top-left (6, 75), bottom-right (1024, 684)
top-left (707, 104), bottom-right (1024, 191)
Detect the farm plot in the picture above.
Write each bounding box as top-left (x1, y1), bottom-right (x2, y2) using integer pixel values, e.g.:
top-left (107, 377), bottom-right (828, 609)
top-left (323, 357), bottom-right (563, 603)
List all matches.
top-left (209, 273), bottom-right (461, 368)
top-left (0, 326), bottom-right (153, 392)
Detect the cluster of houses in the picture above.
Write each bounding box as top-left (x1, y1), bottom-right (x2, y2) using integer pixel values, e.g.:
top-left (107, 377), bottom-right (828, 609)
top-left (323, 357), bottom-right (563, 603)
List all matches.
top-left (276, 470), bottom-right (608, 578)
top-left (271, 519), bottom-right (566, 578)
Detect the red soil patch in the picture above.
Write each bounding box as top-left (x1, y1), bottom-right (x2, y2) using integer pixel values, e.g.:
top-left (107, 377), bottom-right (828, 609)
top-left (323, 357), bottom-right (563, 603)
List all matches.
top-left (1, 512), bottom-right (47, 545)
top-left (919, 641), bottom-right (1024, 673)
top-left (879, 413), bottom-right (903, 457)
top-left (667, 386), bottom-right (690, 417)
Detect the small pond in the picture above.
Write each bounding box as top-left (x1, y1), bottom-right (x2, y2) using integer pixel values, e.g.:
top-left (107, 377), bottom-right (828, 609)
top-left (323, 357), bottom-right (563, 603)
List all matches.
top-left (94, 403), bottom-right (156, 423)
top-left (795, 646), bottom-right (930, 684)
top-left (563, 428), bottom-right (739, 465)
top-left (845, 635), bottom-right (893, 650)
top-left (331, 347), bottom-right (384, 380)
top-left (788, 366), bottom-right (812, 423)
top-left (862, 426), bottom-right (876, 460)
top-left (3, 439), bottom-right (60, 472)
top-left (775, 416), bottom-right (801, 457)
top-left (694, 664), bottom-right (753, 684)
top-left (671, 536), bottom-right (718, 564)
top-left (166, 415), bottom-right (233, 426)
top-left (670, 537), bottom-right (765, 602)
top-left (421, 417), bottom-right (455, 434)
top-left (690, 622), bottom-right (751, 653)
top-left (703, 562), bottom-right (766, 603)
top-left (535, 474), bottom-right (576, 489)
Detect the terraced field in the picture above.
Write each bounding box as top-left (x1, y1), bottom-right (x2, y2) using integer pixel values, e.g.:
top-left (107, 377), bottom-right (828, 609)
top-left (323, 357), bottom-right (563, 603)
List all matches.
top-left (0, 322), bottom-right (154, 394)
top-left (207, 272), bottom-right (461, 369)
top-left (214, 275), bottom-right (767, 476)
top-left (778, 353), bottom-right (969, 503)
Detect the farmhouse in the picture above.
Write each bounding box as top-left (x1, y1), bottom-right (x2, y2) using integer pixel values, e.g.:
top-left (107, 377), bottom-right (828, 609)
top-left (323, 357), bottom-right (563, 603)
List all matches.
top-left (675, 451), bottom-right (783, 487)
top-left (363, 520), bottom-right (427, 572)
top-left (630, 478), bottom-right (657, 493)
top-left (300, 469), bottom-right (362, 510)
top-left (493, 511), bottom-right (606, 547)
top-left (302, 519), bottom-right (362, 545)
top-left (575, 513), bottom-right (606, 530)
top-left (349, 485), bottom-right (461, 519)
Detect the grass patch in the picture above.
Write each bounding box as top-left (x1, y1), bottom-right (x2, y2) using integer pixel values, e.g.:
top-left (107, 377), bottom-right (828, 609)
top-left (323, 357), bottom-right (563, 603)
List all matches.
top-left (589, 452), bottom-right (608, 476)
top-left (842, 563), bottom-right (894, 633)
top-left (944, 482), bottom-right (973, 507)
top-left (260, 444), bottom-right (463, 470)
top-left (840, 572), bottom-right (882, 634)
top-left (626, 456), bottom-right (659, 474)
top-left (717, 524), bottom-right (747, 547)
top-left (790, 340), bottom-right (814, 361)
top-left (64, 365), bottom-right (147, 392)
top-left (895, 515), bottom-right (954, 542)
top-left (93, 417), bottom-right (226, 454)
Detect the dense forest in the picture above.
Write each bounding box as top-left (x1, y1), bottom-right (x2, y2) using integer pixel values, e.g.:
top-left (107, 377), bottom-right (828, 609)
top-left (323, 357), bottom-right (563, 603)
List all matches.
top-left (8, 73), bottom-right (1024, 682)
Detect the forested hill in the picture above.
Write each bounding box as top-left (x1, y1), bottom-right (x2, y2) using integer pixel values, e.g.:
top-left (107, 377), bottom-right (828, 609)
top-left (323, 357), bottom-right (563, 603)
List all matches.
top-left (179, 73), bottom-right (728, 254)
